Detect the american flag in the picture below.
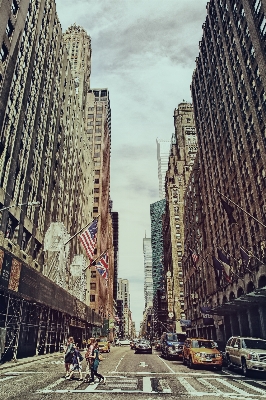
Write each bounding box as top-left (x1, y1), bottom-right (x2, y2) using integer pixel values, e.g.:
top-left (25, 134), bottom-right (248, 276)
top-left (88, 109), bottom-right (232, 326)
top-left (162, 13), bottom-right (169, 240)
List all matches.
top-left (189, 248), bottom-right (199, 266)
top-left (96, 252), bottom-right (109, 280)
top-left (79, 219), bottom-right (98, 261)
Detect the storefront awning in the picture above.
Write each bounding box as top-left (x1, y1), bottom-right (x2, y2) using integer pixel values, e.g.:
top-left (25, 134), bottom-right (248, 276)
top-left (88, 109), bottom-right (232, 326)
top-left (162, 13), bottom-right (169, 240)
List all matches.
top-left (210, 286), bottom-right (266, 315)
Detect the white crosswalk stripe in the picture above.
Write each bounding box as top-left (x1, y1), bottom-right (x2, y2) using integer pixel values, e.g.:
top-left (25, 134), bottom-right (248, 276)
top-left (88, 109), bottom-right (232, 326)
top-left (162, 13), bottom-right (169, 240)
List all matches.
top-left (177, 376), bottom-right (266, 398)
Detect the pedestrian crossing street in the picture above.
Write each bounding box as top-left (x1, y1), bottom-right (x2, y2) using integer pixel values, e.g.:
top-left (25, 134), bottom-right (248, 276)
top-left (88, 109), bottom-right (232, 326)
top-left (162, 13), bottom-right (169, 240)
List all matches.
top-left (2, 370), bottom-right (266, 397)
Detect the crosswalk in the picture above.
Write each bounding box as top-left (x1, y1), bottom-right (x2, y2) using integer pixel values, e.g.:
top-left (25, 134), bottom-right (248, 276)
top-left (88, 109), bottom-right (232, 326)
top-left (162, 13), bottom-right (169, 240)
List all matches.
top-left (177, 376), bottom-right (266, 398)
top-left (2, 370), bottom-right (266, 397)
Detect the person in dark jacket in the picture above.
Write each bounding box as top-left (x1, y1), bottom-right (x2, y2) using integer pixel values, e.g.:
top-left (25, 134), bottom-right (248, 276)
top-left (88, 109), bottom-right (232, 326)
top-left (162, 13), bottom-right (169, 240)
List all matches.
top-left (89, 342), bottom-right (105, 384)
top-left (64, 336), bottom-right (75, 378)
top-left (66, 345), bottom-right (83, 381)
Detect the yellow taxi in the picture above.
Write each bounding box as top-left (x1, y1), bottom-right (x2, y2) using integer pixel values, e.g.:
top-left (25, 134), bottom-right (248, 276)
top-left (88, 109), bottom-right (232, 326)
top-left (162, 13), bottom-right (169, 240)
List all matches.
top-left (98, 337), bottom-right (110, 353)
top-left (182, 338), bottom-right (222, 370)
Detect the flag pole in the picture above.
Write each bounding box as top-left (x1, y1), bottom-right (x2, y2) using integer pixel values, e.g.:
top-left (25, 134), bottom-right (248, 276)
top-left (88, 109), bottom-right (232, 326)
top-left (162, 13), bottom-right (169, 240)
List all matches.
top-left (84, 247), bottom-right (111, 271)
top-left (217, 246), bottom-right (245, 282)
top-left (64, 214), bottom-right (100, 246)
top-left (240, 245), bottom-right (261, 275)
top-left (215, 189), bottom-right (266, 229)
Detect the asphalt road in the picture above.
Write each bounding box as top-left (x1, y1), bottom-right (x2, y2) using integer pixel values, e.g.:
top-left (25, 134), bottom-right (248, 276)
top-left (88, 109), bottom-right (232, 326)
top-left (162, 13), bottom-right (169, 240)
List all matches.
top-left (1, 346), bottom-right (266, 400)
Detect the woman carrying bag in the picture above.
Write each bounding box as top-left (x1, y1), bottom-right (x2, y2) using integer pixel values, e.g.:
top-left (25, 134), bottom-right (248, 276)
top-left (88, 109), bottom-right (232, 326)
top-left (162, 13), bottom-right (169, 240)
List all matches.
top-left (64, 336), bottom-right (75, 378)
top-left (89, 342), bottom-right (106, 384)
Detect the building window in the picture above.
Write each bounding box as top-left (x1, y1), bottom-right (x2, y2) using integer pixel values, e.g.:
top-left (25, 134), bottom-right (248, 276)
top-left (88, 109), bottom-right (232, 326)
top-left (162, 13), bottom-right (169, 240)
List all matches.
top-left (91, 271), bottom-right (96, 278)
top-left (93, 207), bottom-right (98, 213)
top-left (90, 283), bottom-right (96, 290)
top-left (11, 0), bottom-right (18, 15)
top-left (90, 295), bottom-right (95, 302)
top-left (0, 43), bottom-right (8, 62)
top-left (6, 20), bottom-right (14, 38)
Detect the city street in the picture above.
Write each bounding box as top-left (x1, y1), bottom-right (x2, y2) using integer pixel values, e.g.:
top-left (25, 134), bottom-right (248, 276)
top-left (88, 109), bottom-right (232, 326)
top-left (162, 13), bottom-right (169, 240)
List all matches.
top-left (1, 346), bottom-right (266, 400)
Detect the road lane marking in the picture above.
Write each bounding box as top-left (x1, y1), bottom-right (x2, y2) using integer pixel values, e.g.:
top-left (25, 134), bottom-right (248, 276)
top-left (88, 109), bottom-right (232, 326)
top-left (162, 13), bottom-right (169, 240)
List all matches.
top-left (222, 369), bottom-right (243, 377)
top-left (198, 378), bottom-right (224, 395)
top-left (38, 377), bottom-right (65, 392)
top-left (178, 377), bottom-right (199, 394)
top-left (4, 371), bottom-right (44, 375)
top-left (113, 354), bottom-right (125, 372)
top-left (0, 376), bottom-right (16, 381)
top-left (143, 377), bottom-right (153, 392)
top-left (235, 380), bottom-right (266, 394)
top-left (215, 378), bottom-right (252, 395)
top-left (139, 361), bottom-right (148, 367)
top-left (156, 355), bottom-right (175, 373)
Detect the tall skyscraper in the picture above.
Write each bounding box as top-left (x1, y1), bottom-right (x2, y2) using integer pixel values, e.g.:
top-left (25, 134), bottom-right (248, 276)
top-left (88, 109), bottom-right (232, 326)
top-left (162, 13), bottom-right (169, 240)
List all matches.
top-left (111, 208), bottom-right (119, 302)
top-left (185, 0), bottom-right (266, 340)
top-left (117, 278), bottom-right (132, 337)
top-left (156, 139), bottom-right (171, 199)
top-left (0, 0), bottom-right (102, 360)
top-left (63, 24), bottom-right (91, 108)
top-left (150, 199), bottom-right (166, 294)
top-left (117, 278), bottom-right (130, 308)
top-left (163, 103), bottom-right (197, 332)
top-left (143, 237), bottom-right (153, 308)
top-left (85, 88), bottom-right (113, 319)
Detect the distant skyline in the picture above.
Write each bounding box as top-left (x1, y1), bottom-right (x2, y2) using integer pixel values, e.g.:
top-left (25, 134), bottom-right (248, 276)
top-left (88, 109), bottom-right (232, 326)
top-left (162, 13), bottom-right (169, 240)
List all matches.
top-left (55, 0), bottom-right (208, 329)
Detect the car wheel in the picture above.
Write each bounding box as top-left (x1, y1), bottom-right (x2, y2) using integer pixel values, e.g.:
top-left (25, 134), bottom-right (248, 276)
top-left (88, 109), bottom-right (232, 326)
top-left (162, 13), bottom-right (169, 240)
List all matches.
top-left (188, 356), bottom-right (194, 369)
top-left (241, 358), bottom-right (249, 376)
top-left (226, 355), bottom-right (233, 370)
top-left (182, 356), bottom-right (187, 365)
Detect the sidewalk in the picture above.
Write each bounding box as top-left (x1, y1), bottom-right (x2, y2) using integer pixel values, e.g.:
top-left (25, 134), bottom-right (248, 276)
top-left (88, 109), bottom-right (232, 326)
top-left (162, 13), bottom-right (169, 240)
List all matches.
top-left (0, 351), bottom-right (63, 371)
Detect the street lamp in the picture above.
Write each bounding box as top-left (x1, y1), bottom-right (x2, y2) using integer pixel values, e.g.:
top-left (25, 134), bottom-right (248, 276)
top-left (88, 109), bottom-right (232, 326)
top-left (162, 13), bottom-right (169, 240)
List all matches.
top-left (0, 201), bottom-right (40, 212)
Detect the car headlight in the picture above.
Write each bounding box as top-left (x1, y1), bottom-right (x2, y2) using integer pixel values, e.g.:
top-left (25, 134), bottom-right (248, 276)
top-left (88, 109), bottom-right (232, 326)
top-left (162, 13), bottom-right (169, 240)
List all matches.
top-left (215, 353), bottom-right (222, 358)
top-left (247, 352), bottom-right (258, 361)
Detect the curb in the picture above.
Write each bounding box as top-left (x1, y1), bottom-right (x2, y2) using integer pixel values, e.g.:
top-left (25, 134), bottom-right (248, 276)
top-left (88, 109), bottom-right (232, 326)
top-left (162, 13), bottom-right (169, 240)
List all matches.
top-left (0, 352), bottom-right (63, 371)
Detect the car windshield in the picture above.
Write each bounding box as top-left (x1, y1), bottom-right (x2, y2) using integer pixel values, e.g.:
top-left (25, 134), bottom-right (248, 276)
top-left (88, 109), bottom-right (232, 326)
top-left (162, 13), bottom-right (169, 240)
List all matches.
top-left (167, 334), bottom-right (186, 342)
top-left (99, 338), bottom-right (108, 342)
top-left (192, 340), bottom-right (216, 349)
top-left (242, 339), bottom-right (266, 350)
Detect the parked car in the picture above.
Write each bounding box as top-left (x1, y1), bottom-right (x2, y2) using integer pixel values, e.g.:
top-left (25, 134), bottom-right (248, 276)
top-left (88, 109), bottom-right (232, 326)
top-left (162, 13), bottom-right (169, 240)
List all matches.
top-left (135, 339), bottom-right (152, 354)
top-left (182, 338), bottom-right (223, 370)
top-left (160, 332), bottom-right (186, 360)
top-left (225, 336), bottom-right (266, 376)
top-left (98, 337), bottom-right (110, 353)
top-left (118, 338), bottom-right (131, 345)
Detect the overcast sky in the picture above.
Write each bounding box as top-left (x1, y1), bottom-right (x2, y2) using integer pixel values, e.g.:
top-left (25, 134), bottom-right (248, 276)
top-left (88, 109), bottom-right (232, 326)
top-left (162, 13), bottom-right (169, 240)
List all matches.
top-left (55, 0), bottom-right (208, 331)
